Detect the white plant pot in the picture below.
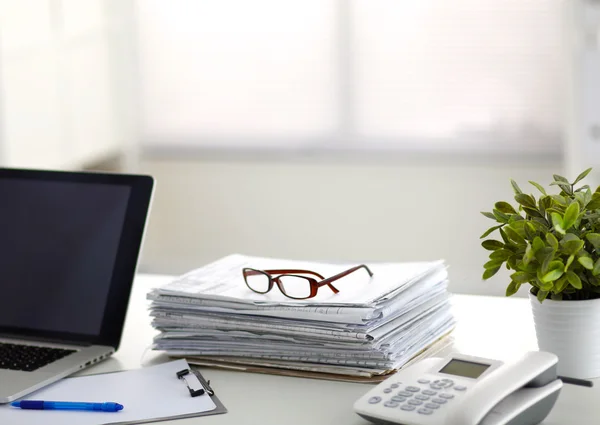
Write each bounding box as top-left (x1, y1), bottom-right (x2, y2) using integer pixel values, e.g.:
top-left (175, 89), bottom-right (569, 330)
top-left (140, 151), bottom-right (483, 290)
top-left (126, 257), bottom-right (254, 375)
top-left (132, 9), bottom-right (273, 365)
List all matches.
top-left (529, 292), bottom-right (600, 379)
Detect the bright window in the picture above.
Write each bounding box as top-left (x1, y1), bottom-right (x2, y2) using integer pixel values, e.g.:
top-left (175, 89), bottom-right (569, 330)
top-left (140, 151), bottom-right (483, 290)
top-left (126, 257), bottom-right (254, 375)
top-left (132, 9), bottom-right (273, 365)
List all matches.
top-left (137, 0), bottom-right (564, 154)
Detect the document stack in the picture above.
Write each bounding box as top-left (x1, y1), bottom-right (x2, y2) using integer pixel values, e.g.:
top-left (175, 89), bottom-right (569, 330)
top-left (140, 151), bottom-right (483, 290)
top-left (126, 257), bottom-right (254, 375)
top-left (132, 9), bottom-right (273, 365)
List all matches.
top-left (148, 254), bottom-right (455, 382)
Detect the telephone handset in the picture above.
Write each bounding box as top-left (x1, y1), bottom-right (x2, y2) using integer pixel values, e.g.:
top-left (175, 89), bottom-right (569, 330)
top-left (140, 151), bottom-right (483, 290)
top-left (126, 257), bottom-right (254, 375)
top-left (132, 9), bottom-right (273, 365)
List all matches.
top-left (354, 351), bottom-right (591, 425)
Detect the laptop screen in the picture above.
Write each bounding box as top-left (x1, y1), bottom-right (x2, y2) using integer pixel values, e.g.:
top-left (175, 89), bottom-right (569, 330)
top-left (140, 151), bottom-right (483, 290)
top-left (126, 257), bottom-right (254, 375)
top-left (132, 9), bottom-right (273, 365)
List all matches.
top-left (0, 179), bottom-right (131, 337)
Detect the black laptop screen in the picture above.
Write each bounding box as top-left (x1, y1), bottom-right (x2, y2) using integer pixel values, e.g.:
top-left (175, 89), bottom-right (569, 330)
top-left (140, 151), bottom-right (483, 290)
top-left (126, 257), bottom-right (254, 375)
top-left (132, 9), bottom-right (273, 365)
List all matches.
top-left (0, 179), bottom-right (131, 337)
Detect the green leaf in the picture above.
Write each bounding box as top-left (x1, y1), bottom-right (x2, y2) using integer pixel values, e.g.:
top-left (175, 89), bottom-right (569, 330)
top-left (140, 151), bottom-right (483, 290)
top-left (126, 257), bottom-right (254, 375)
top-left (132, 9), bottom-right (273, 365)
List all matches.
top-left (573, 167), bottom-right (592, 185)
top-left (542, 261), bottom-right (564, 283)
top-left (511, 271), bottom-right (535, 284)
top-left (535, 246), bottom-right (554, 266)
top-left (532, 236), bottom-right (545, 252)
top-left (578, 256), bottom-right (594, 270)
top-left (562, 202), bottom-right (580, 231)
top-left (510, 179), bottom-right (523, 195)
top-left (482, 266), bottom-right (501, 280)
top-left (565, 254), bottom-right (575, 271)
top-left (490, 249), bottom-right (513, 261)
top-left (537, 289), bottom-right (549, 303)
top-left (587, 193), bottom-right (600, 210)
top-left (481, 211), bottom-right (497, 220)
top-left (506, 281), bottom-right (520, 297)
top-left (480, 225), bottom-right (503, 239)
top-left (550, 182), bottom-right (573, 195)
top-left (504, 226), bottom-right (526, 246)
top-left (585, 233), bottom-right (600, 250)
top-left (494, 201), bottom-right (517, 215)
top-left (553, 174), bottom-right (569, 183)
top-left (551, 212), bottom-right (565, 234)
top-left (545, 233), bottom-right (558, 250)
top-left (514, 193), bottom-right (537, 209)
top-left (484, 259), bottom-right (504, 270)
top-left (493, 209), bottom-right (510, 224)
top-left (541, 251), bottom-right (554, 274)
top-left (522, 207), bottom-right (544, 218)
top-left (481, 240), bottom-right (504, 251)
top-left (523, 243), bottom-right (534, 265)
top-left (593, 259), bottom-right (600, 277)
top-left (566, 271), bottom-right (582, 289)
top-left (562, 239), bottom-right (585, 255)
top-left (529, 181), bottom-right (547, 196)
top-left (499, 228), bottom-right (510, 244)
top-left (551, 195), bottom-right (567, 206)
top-left (554, 276), bottom-right (569, 293)
top-left (574, 191), bottom-right (587, 208)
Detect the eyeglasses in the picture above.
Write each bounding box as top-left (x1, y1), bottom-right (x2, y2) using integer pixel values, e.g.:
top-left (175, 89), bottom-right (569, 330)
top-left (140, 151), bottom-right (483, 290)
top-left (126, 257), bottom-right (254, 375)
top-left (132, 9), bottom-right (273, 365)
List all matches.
top-left (242, 264), bottom-right (373, 300)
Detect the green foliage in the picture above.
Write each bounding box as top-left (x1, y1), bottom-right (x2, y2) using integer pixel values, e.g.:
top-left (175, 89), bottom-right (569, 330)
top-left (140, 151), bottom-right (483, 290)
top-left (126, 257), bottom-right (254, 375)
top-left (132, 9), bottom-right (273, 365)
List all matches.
top-left (481, 168), bottom-right (600, 302)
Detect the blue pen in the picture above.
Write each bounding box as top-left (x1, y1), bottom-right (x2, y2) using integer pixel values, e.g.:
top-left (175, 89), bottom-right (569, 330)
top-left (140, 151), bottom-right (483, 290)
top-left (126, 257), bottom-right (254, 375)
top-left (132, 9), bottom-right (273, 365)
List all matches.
top-left (11, 400), bottom-right (124, 412)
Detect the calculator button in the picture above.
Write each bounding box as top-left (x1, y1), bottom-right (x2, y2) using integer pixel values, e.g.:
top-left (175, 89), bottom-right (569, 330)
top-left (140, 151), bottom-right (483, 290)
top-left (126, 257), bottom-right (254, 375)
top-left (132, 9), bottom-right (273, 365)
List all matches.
top-left (384, 401), bottom-right (399, 408)
top-left (439, 393), bottom-right (454, 399)
top-left (454, 385), bottom-right (467, 391)
top-left (408, 400), bottom-right (423, 406)
top-left (425, 403), bottom-right (440, 409)
top-left (417, 378), bottom-right (430, 384)
top-left (401, 405), bottom-right (416, 411)
top-left (391, 396), bottom-right (406, 403)
top-left (432, 398), bottom-right (447, 404)
top-left (368, 397), bottom-right (382, 404)
top-left (398, 391), bottom-right (413, 397)
top-left (383, 388), bottom-right (392, 394)
top-left (415, 394), bottom-right (429, 401)
top-left (390, 383), bottom-right (399, 388)
top-left (405, 386), bottom-right (420, 392)
top-left (422, 390), bottom-right (437, 396)
top-left (418, 408), bottom-right (433, 415)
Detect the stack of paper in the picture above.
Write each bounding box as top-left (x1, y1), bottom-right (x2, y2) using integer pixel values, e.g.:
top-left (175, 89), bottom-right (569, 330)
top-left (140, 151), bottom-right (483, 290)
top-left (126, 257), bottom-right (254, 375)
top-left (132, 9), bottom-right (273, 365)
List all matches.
top-left (148, 254), bottom-right (455, 382)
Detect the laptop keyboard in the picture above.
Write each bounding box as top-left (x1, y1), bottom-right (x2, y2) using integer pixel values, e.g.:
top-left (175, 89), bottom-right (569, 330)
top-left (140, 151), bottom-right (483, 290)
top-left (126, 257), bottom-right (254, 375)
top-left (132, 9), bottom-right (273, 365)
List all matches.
top-left (0, 342), bottom-right (76, 372)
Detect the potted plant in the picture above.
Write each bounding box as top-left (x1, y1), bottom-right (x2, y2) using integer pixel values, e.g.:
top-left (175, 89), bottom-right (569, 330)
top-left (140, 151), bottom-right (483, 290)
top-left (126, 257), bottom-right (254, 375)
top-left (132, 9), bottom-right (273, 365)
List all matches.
top-left (481, 168), bottom-right (600, 379)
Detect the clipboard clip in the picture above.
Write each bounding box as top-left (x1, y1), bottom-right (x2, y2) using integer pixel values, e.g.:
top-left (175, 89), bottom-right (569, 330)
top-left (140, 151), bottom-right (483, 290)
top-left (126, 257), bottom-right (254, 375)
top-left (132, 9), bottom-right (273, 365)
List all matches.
top-left (176, 368), bottom-right (215, 397)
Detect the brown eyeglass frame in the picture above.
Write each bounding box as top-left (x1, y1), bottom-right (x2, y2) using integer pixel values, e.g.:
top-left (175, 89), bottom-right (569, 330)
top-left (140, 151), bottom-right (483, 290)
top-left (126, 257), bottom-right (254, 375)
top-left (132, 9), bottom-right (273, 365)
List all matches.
top-left (242, 264), bottom-right (373, 300)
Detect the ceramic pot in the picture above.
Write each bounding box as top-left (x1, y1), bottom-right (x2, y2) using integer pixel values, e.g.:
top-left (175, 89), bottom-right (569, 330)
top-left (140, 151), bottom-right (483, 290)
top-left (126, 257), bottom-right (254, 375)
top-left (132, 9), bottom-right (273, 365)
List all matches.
top-left (529, 292), bottom-right (600, 379)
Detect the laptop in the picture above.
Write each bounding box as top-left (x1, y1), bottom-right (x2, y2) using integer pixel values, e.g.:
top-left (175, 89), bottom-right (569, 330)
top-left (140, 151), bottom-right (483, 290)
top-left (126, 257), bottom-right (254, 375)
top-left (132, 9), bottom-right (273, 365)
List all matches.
top-left (0, 168), bottom-right (154, 403)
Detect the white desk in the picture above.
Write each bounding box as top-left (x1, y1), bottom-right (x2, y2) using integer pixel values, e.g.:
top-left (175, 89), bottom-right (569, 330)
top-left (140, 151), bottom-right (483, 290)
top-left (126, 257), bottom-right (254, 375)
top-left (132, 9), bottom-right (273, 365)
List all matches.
top-left (83, 274), bottom-right (597, 424)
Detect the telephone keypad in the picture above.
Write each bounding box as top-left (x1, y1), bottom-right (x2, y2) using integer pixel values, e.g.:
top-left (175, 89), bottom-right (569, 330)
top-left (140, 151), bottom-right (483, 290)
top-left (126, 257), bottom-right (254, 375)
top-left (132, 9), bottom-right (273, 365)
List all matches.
top-left (375, 378), bottom-right (463, 416)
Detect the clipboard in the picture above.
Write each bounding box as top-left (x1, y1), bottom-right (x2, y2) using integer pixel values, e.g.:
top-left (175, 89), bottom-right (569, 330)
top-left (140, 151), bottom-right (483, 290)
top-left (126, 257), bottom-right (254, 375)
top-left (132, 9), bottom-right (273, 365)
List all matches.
top-left (0, 359), bottom-right (227, 425)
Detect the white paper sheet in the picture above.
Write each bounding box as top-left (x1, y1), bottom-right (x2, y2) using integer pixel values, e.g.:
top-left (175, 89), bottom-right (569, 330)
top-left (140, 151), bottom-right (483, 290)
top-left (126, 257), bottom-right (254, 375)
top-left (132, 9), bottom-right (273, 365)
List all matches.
top-left (0, 360), bottom-right (216, 425)
top-left (151, 254), bottom-right (444, 307)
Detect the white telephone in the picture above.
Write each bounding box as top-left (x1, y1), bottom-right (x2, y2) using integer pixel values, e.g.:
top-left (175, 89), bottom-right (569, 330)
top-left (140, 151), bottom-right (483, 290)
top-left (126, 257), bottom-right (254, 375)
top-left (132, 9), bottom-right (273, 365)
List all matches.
top-left (354, 351), bottom-right (591, 425)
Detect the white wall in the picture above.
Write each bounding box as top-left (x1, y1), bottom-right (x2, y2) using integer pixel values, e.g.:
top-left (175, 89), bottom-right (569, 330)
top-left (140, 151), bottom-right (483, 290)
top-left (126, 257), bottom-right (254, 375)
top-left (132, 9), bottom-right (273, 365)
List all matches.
top-left (139, 156), bottom-right (562, 297)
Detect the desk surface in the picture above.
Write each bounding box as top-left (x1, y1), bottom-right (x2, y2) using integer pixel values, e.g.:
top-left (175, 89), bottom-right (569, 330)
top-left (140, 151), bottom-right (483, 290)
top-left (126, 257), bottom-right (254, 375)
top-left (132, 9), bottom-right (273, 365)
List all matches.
top-left (81, 274), bottom-right (597, 425)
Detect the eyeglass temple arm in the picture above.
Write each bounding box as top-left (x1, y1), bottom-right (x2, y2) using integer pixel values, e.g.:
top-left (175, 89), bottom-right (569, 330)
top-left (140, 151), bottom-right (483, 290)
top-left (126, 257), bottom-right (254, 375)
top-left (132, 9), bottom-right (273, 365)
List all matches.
top-left (317, 264), bottom-right (373, 293)
top-left (261, 269), bottom-right (326, 280)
